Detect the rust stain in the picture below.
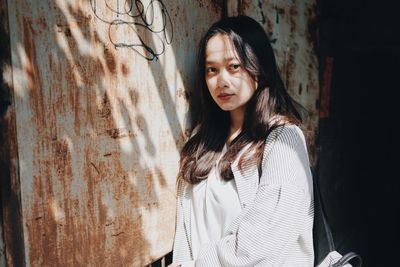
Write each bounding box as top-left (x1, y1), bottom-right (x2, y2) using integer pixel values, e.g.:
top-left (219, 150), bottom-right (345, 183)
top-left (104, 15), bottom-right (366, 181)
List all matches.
top-left (56, 23), bottom-right (73, 39)
top-left (175, 132), bottom-right (186, 148)
top-left (22, 17), bottom-right (46, 130)
top-left (93, 31), bottom-right (101, 44)
top-left (53, 138), bottom-right (75, 266)
top-left (114, 175), bottom-right (129, 201)
top-left (94, 58), bottom-right (105, 76)
top-left (98, 196), bottom-right (109, 225)
top-left (176, 87), bottom-right (188, 100)
top-left (37, 16), bottom-right (48, 30)
top-left (28, 136), bottom-right (75, 265)
top-left (154, 168), bottom-right (167, 188)
top-left (64, 64), bottom-right (82, 134)
top-left (105, 128), bottom-right (135, 139)
top-left (54, 140), bottom-right (73, 182)
top-left (96, 92), bottom-right (111, 118)
top-left (121, 63), bottom-right (129, 76)
top-left (306, 3), bottom-right (319, 52)
top-left (104, 47), bottom-right (116, 74)
top-left (144, 172), bottom-right (154, 200)
top-left (266, 18), bottom-right (274, 38)
top-left (278, 7), bottom-right (286, 15)
top-left (67, 4), bottom-right (92, 24)
top-left (96, 150), bottom-right (151, 266)
top-left (196, 0), bottom-right (224, 13)
top-left (28, 175), bottom-right (45, 266)
top-left (289, 2), bottom-right (299, 36)
top-left (284, 49), bottom-right (296, 91)
top-left (79, 61), bottom-right (96, 86)
top-left (28, 158), bottom-right (59, 266)
top-left (66, 4), bottom-right (93, 41)
top-left (65, 27), bottom-right (72, 37)
top-left (319, 56), bottom-right (334, 119)
top-left (128, 90), bottom-right (139, 106)
top-left (82, 148), bottom-right (107, 265)
top-left (239, 0), bottom-right (252, 14)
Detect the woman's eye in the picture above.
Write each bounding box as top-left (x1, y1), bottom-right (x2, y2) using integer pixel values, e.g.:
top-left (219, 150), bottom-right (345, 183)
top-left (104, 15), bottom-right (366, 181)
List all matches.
top-left (206, 67), bottom-right (217, 73)
top-left (230, 64), bottom-right (241, 71)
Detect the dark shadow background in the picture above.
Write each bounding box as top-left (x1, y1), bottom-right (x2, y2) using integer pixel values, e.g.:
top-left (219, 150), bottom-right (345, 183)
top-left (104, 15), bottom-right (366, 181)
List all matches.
top-left (317, 0), bottom-right (400, 266)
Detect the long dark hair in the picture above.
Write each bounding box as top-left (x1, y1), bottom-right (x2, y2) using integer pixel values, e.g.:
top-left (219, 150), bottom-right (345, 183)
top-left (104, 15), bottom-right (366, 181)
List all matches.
top-left (180, 15), bottom-right (302, 184)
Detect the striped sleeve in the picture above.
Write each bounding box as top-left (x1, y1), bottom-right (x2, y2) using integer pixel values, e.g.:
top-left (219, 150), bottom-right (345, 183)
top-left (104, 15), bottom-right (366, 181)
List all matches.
top-left (172, 179), bottom-right (193, 263)
top-left (195, 126), bottom-right (314, 267)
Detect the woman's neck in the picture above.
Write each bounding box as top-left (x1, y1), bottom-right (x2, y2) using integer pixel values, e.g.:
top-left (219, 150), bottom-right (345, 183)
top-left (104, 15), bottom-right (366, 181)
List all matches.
top-left (227, 108), bottom-right (245, 144)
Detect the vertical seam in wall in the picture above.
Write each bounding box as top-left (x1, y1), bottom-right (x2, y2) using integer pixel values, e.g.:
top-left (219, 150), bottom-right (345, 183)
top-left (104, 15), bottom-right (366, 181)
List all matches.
top-left (0, 0), bottom-right (26, 266)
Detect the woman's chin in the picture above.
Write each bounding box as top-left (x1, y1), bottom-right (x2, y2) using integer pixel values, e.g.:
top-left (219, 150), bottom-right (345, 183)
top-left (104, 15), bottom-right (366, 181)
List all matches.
top-left (217, 104), bottom-right (235, 112)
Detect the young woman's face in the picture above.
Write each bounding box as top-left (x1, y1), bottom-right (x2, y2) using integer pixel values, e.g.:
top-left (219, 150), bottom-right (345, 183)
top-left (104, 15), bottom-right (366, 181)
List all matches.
top-left (204, 34), bottom-right (257, 114)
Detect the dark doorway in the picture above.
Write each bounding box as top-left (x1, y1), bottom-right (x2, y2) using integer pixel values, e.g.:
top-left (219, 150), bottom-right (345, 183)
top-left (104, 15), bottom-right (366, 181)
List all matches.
top-left (317, 1), bottom-right (400, 266)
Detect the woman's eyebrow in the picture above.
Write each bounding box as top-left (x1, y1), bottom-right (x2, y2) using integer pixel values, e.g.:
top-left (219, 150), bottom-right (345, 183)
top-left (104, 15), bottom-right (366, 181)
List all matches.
top-left (206, 57), bottom-right (238, 64)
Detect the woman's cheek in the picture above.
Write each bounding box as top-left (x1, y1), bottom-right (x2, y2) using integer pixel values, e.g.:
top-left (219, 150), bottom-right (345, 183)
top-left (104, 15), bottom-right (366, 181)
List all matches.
top-left (206, 79), bottom-right (217, 97)
top-left (206, 77), bottom-right (215, 90)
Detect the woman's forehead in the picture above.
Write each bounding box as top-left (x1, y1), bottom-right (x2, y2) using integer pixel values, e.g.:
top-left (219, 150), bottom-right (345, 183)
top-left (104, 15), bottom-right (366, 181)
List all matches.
top-left (205, 34), bottom-right (239, 63)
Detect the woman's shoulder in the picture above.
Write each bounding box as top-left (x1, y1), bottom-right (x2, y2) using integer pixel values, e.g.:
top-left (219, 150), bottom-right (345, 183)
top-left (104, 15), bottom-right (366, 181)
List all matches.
top-left (261, 124), bottom-right (312, 188)
top-left (266, 124), bottom-right (306, 147)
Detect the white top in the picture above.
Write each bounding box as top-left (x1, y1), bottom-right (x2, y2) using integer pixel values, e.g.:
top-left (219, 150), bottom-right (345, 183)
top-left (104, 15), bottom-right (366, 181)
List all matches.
top-left (182, 145), bottom-right (242, 266)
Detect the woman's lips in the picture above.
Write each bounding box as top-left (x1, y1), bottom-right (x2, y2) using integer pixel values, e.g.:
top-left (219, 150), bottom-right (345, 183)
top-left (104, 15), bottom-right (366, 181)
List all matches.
top-left (218, 93), bottom-right (234, 101)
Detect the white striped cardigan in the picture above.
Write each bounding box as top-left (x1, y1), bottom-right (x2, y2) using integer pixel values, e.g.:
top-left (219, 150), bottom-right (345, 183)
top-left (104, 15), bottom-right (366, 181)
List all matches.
top-left (173, 125), bottom-right (314, 266)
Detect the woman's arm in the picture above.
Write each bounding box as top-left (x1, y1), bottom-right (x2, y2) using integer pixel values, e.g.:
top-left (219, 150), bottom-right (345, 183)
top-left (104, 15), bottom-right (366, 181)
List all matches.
top-left (171, 179), bottom-right (193, 265)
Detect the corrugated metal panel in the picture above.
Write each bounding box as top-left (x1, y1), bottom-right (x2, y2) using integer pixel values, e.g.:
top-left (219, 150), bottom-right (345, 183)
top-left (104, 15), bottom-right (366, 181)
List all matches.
top-left (6, 0), bottom-right (221, 266)
top-left (228, 0), bottom-right (319, 163)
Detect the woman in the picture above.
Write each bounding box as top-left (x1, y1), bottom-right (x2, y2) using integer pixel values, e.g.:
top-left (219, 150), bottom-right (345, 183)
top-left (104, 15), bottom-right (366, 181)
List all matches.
top-left (171, 15), bottom-right (314, 267)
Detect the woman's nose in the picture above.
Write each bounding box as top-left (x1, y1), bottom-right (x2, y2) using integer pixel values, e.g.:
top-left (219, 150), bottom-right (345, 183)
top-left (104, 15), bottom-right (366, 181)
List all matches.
top-left (217, 69), bottom-right (229, 88)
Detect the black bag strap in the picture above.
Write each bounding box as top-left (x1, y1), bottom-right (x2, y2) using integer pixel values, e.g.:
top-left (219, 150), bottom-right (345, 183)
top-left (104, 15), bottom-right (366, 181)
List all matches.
top-left (332, 251), bottom-right (363, 267)
top-left (312, 168), bottom-right (363, 267)
top-left (312, 168), bottom-right (335, 252)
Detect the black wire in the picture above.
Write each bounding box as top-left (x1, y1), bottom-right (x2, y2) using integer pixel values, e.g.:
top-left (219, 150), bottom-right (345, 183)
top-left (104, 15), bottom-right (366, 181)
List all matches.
top-left (89, 0), bottom-right (173, 61)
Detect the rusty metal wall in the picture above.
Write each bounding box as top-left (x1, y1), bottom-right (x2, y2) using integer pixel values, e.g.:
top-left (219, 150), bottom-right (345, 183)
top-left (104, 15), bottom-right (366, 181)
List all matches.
top-left (2, 0), bottom-right (319, 265)
top-left (4, 0), bottom-right (221, 266)
top-left (227, 0), bottom-right (319, 162)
